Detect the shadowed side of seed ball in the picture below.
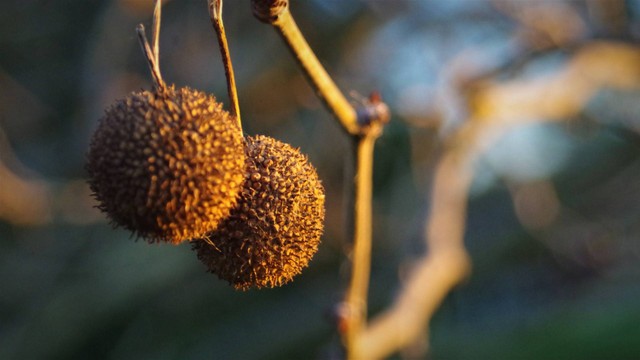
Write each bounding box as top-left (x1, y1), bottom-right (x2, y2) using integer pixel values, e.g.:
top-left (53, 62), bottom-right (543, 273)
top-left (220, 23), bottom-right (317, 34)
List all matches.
top-left (193, 135), bottom-right (325, 290)
top-left (86, 86), bottom-right (245, 244)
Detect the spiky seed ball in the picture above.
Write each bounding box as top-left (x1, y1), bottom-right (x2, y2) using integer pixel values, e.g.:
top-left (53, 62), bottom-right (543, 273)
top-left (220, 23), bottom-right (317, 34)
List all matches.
top-left (193, 135), bottom-right (325, 290)
top-left (86, 85), bottom-right (245, 244)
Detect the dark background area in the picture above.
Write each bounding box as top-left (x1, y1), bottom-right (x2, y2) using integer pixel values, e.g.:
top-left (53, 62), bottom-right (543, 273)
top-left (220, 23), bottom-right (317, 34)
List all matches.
top-left (1, 1), bottom-right (640, 359)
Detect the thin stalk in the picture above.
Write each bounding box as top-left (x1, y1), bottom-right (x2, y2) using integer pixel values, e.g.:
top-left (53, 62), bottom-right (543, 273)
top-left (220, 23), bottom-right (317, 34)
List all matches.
top-left (152, 0), bottom-right (161, 66)
top-left (272, 9), bottom-right (359, 135)
top-left (136, 24), bottom-right (166, 90)
top-left (209, 0), bottom-right (242, 127)
top-left (252, 2), bottom-right (387, 357)
top-left (344, 129), bottom-right (379, 359)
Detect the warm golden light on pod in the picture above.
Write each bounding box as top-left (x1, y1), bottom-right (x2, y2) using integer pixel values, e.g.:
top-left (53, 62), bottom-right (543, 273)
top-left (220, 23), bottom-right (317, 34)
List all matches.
top-left (193, 135), bottom-right (325, 290)
top-left (86, 86), bottom-right (245, 244)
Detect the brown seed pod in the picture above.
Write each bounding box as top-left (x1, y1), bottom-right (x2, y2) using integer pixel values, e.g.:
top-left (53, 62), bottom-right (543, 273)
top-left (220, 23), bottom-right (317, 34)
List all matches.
top-left (86, 85), bottom-right (245, 244)
top-left (193, 135), bottom-right (325, 290)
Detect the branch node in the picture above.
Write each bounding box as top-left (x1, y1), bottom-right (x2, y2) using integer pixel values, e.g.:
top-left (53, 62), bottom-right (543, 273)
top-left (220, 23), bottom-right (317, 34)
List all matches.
top-left (251, 0), bottom-right (289, 23)
top-left (354, 91), bottom-right (390, 135)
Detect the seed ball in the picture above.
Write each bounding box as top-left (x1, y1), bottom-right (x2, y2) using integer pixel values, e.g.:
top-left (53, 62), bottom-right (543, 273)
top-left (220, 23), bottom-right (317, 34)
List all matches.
top-left (86, 85), bottom-right (245, 244)
top-left (193, 135), bottom-right (325, 290)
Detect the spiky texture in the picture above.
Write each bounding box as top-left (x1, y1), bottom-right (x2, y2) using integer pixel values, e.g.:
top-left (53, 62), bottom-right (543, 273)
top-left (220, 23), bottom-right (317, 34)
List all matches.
top-left (86, 86), bottom-right (245, 244)
top-left (193, 135), bottom-right (325, 290)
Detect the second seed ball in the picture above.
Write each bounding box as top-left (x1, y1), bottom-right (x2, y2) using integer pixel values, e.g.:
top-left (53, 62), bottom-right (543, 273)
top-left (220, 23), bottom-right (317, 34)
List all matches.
top-left (193, 135), bottom-right (325, 290)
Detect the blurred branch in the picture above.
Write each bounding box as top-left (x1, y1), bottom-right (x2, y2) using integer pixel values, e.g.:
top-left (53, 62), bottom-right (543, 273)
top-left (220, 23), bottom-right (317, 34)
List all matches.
top-left (250, 2), bottom-right (393, 358)
top-left (0, 126), bottom-right (100, 226)
top-left (354, 40), bottom-right (640, 359)
top-left (355, 146), bottom-right (473, 359)
top-left (469, 41), bottom-right (640, 126)
top-left (0, 164), bottom-right (52, 226)
top-left (493, 0), bottom-right (587, 49)
top-left (587, 0), bottom-right (629, 37)
top-left (251, 0), bottom-right (640, 357)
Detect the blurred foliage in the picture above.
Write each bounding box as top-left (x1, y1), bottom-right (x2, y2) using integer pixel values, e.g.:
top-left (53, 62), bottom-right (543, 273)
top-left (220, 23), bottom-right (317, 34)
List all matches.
top-left (1, 0), bottom-right (640, 359)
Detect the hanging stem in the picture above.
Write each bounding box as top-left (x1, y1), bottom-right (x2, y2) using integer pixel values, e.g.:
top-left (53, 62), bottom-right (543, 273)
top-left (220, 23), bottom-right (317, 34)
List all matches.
top-left (343, 127), bottom-right (380, 358)
top-left (208, 0), bottom-right (242, 127)
top-left (152, 0), bottom-right (161, 66)
top-left (136, 24), bottom-right (166, 90)
top-left (251, 1), bottom-right (389, 358)
top-left (136, 0), bottom-right (165, 90)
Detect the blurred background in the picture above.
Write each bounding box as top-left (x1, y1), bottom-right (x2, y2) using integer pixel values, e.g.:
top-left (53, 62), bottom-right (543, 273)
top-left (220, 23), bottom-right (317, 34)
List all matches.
top-left (2, 0), bottom-right (640, 359)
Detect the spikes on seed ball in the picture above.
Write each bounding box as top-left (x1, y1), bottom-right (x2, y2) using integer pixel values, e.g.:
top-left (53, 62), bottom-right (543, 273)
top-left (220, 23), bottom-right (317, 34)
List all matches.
top-left (193, 135), bottom-right (325, 290)
top-left (86, 85), bottom-right (245, 244)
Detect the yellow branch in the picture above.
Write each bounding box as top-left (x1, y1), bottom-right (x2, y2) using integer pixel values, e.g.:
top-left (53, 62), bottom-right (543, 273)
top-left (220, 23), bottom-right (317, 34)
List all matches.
top-left (271, 9), bottom-right (359, 135)
top-left (343, 127), bottom-right (380, 358)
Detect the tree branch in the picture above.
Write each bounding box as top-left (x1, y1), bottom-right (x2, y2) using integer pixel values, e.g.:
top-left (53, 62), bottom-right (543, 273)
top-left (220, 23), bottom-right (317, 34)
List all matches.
top-left (352, 40), bottom-right (640, 360)
top-left (354, 138), bottom-right (475, 359)
top-left (343, 125), bottom-right (382, 358)
top-left (252, 0), bottom-right (359, 135)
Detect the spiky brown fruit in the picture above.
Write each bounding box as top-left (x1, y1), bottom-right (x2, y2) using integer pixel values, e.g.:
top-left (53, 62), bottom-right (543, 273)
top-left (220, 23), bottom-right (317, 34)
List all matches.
top-left (86, 85), bottom-right (245, 244)
top-left (193, 135), bottom-right (325, 290)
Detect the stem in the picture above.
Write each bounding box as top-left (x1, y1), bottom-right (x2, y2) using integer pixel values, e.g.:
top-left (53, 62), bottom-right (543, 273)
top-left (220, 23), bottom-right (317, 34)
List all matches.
top-left (355, 148), bottom-right (473, 359)
top-left (252, 2), bottom-right (388, 356)
top-left (271, 9), bottom-right (359, 135)
top-left (152, 0), bottom-right (161, 66)
top-left (136, 24), bottom-right (166, 90)
top-left (344, 126), bottom-right (381, 359)
top-left (208, 0), bottom-right (242, 127)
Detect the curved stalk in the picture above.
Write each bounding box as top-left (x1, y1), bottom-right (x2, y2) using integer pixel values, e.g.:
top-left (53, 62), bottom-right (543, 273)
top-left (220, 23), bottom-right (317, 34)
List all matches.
top-left (208, 0), bottom-right (242, 127)
top-left (136, 0), bottom-right (166, 91)
top-left (270, 9), bottom-right (359, 135)
top-left (136, 24), bottom-right (166, 90)
top-left (344, 127), bottom-right (380, 358)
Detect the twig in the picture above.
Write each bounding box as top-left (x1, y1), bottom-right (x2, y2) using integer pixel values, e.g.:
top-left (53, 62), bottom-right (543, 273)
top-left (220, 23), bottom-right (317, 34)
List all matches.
top-left (208, 0), bottom-right (242, 126)
top-left (152, 0), bottom-right (161, 67)
top-left (252, 0), bottom-right (640, 358)
top-left (343, 125), bottom-right (381, 358)
top-left (252, 0), bottom-right (359, 135)
top-left (250, 2), bottom-right (390, 358)
top-left (136, 24), bottom-right (165, 90)
top-left (135, 0), bottom-right (166, 90)
top-left (354, 145), bottom-right (473, 359)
